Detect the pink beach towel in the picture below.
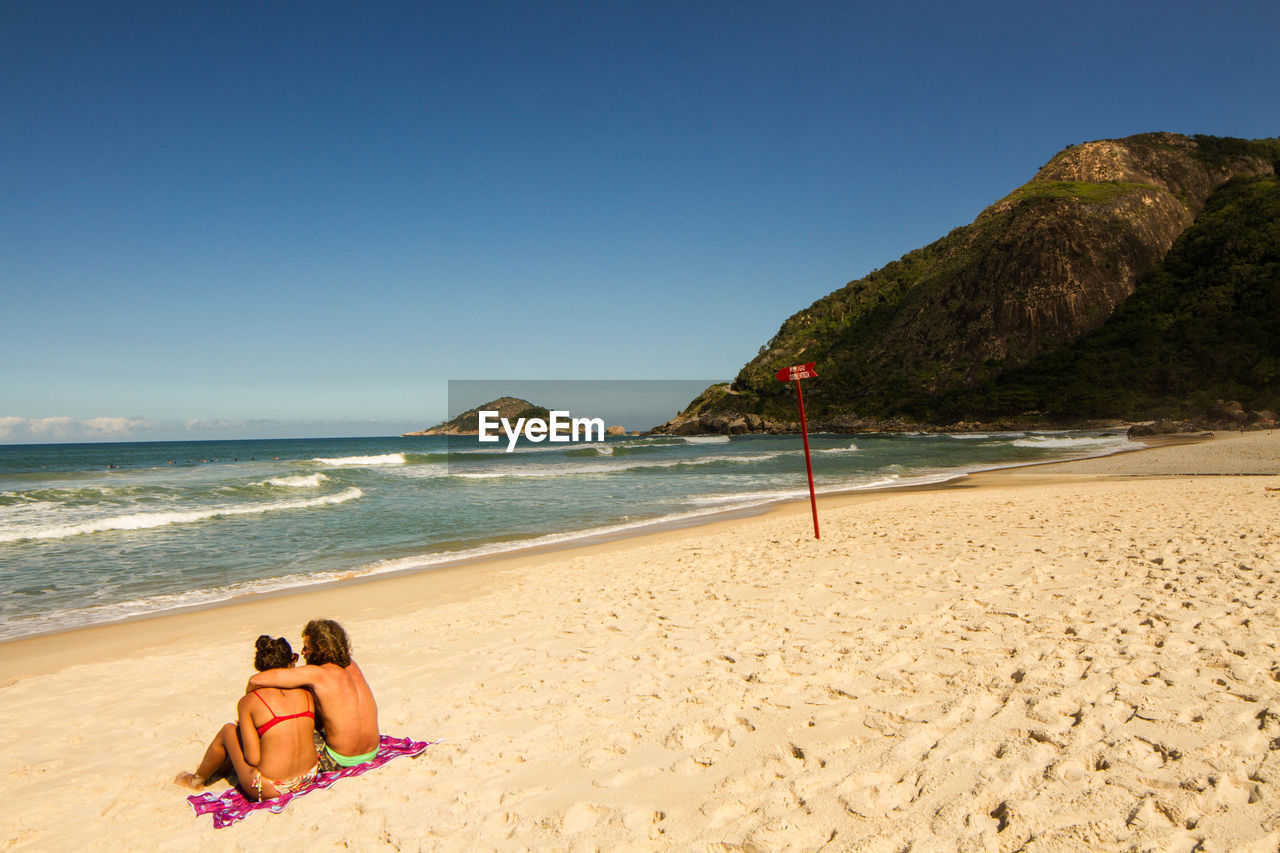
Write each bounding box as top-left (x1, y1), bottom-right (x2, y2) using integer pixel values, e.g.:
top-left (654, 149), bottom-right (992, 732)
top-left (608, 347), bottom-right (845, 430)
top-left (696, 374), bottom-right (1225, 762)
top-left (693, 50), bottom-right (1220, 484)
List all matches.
top-left (187, 735), bottom-right (436, 828)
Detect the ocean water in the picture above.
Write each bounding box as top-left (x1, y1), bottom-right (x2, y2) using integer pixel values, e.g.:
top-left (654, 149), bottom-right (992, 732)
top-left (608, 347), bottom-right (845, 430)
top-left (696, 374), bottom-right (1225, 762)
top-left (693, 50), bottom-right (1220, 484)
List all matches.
top-left (0, 430), bottom-right (1139, 640)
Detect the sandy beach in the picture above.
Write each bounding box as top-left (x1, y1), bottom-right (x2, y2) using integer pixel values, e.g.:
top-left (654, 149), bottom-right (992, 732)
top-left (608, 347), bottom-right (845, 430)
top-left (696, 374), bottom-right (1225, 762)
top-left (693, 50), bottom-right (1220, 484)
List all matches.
top-left (2, 430), bottom-right (1278, 851)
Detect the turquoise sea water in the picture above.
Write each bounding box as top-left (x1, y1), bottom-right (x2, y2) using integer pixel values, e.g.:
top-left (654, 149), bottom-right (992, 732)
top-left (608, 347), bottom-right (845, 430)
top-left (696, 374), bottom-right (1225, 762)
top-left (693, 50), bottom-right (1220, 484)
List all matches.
top-left (0, 430), bottom-right (1138, 640)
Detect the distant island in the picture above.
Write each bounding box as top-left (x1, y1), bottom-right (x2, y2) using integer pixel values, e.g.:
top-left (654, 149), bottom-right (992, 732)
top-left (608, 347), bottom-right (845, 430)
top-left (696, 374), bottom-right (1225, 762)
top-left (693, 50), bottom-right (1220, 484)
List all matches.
top-left (403, 397), bottom-right (552, 436)
top-left (404, 398), bottom-right (631, 437)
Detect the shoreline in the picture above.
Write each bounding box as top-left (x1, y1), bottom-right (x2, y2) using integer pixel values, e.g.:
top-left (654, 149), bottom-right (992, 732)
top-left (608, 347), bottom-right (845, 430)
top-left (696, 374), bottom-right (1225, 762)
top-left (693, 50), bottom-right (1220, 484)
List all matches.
top-left (0, 430), bottom-right (1241, 681)
top-left (1, 431), bottom-right (1156, 655)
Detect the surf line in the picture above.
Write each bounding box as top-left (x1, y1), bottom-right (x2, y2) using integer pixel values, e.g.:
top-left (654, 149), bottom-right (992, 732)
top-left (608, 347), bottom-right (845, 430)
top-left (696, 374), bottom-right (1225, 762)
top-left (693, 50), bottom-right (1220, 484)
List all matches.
top-left (478, 410), bottom-right (605, 453)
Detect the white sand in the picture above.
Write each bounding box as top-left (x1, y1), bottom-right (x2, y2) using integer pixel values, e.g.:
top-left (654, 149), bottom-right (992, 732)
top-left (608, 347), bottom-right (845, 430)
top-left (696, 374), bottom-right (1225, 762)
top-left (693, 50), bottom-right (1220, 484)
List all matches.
top-left (1, 431), bottom-right (1278, 851)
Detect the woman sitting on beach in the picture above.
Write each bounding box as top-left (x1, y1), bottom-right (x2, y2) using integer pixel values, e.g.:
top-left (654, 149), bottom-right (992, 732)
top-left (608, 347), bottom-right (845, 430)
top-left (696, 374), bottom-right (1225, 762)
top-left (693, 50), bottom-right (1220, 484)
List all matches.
top-left (175, 635), bottom-right (320, 800)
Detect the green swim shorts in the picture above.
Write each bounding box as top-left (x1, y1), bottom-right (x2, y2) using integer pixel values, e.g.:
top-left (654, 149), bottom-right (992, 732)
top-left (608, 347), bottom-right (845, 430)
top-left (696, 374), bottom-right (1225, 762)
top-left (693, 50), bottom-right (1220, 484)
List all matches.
top-left (324, 743), bottom-right (380, 768)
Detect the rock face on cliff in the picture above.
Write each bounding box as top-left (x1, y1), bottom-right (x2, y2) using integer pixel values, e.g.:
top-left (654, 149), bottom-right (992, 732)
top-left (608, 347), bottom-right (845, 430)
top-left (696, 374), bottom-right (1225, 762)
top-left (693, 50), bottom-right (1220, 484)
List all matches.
top-left (657, 133), bottom-right (1279, 433)
top-left (403, 397), bottom-right (551, 436)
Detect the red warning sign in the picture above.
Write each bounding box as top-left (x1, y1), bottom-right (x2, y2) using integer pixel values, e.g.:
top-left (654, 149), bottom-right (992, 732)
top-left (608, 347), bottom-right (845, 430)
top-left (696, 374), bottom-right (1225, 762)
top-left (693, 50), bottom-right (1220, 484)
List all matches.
top-left (774, 362), bottom-right (820, 539)
top-left (775, 362), bottom-right (818, 382)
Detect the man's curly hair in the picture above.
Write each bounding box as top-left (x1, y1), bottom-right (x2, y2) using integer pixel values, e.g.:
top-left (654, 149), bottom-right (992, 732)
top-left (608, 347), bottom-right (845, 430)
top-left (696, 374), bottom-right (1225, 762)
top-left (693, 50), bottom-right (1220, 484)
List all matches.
top-left (303, 618), bottom-right (351, 667)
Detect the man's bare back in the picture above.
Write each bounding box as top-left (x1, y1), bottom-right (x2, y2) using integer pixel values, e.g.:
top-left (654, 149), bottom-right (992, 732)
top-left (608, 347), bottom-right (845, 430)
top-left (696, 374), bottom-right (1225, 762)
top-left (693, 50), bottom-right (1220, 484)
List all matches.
top-left (248, 619), bottom-right (379, 762)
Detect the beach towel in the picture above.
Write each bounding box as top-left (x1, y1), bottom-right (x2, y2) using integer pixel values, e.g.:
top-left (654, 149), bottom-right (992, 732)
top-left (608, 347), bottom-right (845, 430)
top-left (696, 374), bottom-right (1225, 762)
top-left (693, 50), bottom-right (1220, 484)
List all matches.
top-left (187, 735), bottom-right (436, 828)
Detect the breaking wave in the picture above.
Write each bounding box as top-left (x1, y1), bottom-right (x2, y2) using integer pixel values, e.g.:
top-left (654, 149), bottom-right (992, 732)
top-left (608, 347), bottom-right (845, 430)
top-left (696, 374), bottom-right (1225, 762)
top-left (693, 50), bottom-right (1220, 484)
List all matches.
top-left (262, 473), bottom-right (330, 488)
top-left (815, 443), bottom-right (859, 454)
top-left (451, 452), bottom-right (786, 479)
top-left (313, 453), bottom-right (406, 466)
top-left (1011, 435), bottom-right (1132, 449)
top-left (0, 488), bottom-right (363, 544)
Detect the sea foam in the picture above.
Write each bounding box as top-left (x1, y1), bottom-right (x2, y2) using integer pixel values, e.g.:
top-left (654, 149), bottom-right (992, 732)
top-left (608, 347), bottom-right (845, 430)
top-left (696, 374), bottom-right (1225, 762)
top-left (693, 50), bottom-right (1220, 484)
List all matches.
top-left (450, 452), bottom-right (786, 479)
top-left (1012, 435), bottom-right (1131, 449)
top-left (313, 453), bottom-right (406, 466)
top-left (263, 473), bottom-right (330, 488)
top-left (0, 487), bottom-right (363, 543)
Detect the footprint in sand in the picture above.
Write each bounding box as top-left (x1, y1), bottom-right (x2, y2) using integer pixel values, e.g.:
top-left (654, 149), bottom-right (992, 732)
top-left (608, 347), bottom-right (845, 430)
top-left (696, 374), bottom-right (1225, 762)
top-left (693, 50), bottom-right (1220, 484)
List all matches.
top-left (578, 743), bottom-right (626, 770)
top-left (592, 765), bottom-right (659, 788)
top-left (559, 802), bottom-right (615, 834)
top-left (621, 808), bottom-right (665, 831)
top-left (836, 770), bottom-right (915, 816)
top-left (1048, 757), bottom-right (1087, 783)
top-left (1126, 795), bottom-right (1180, 830)
top-left (701, 799), bottom-right (751, 829)
top-left (663, 720), bottom-right (732, 767)
top-left (482, 810), bottom-right (520, 840)
top-left (671, 755), bottom-right (712, 776)
top-left (663, 720), bottom-right (722, 750)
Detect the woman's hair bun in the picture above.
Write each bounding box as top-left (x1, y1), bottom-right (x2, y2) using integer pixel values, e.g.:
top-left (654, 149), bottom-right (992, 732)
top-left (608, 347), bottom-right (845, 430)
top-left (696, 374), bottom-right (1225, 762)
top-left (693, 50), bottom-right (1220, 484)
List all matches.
top-left (253, 634), bottom-right (293, 671)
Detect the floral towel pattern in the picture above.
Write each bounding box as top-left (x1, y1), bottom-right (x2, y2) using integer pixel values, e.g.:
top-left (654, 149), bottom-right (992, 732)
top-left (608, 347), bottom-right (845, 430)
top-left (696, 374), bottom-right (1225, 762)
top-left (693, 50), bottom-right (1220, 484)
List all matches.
top-left (187, 735), bottom-right (435, 828)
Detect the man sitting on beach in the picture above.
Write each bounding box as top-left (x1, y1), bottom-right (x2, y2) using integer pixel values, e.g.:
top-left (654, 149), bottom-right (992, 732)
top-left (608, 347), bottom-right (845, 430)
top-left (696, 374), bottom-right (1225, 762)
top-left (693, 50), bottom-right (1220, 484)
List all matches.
top-left (248, 618), bottom-right (380, 769)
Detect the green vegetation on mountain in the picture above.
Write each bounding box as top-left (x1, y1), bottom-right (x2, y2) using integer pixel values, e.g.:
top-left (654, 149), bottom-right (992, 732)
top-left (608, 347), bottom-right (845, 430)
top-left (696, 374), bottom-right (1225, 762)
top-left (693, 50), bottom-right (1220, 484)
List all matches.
top-left (656, 133), bottom-right (1279, 433)
top-left (1005, 180), bottom-right (1153, 205)
top-left (941, 172), bottom-right (1280, 420)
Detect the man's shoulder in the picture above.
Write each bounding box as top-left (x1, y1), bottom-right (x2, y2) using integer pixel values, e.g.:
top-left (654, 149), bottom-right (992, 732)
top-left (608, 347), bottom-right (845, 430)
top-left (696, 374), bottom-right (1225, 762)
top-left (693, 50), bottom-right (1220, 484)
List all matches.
top-left (310, 661), bottom-right (345, 675)
top-left (313, 661), bottom-right (358, 683)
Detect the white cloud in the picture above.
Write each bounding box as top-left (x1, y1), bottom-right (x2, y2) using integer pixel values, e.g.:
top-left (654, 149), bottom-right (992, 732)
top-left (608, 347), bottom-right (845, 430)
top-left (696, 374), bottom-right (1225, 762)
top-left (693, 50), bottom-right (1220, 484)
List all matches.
top-left (185, 418), bottom-right (234, 431)
top-left (0, 416), bottom-right (154, 443)
top-left (83, 416), bottom-right (147, 436)
top-left (0, 415), bottom-right (416, 443)
top-left (28, 417), bottom-right (76, 438)
top-left (0, 416), bottom-right (27, 441)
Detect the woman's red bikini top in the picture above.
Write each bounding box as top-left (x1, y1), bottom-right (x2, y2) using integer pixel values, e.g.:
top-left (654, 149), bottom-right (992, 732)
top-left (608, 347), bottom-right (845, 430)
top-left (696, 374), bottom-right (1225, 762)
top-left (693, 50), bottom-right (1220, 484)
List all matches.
top-left (251, 689), bottom-right (314, 736)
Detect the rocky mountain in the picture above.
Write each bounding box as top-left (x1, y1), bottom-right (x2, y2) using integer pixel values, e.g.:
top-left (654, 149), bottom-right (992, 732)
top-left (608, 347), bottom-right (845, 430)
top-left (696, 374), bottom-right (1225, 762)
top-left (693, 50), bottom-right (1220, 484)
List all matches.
top-left (403, 397), bottom-right (551, 436)
top-left (654, 133), bottom-right (1279, 434)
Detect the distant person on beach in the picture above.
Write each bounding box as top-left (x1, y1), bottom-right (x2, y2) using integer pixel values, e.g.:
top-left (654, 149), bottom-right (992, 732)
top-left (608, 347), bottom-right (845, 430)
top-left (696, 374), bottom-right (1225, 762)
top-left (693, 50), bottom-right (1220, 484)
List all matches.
top-left (175, 636), bottom-right (319, 800)
top-left (248, 618), bottom-right (381, 770)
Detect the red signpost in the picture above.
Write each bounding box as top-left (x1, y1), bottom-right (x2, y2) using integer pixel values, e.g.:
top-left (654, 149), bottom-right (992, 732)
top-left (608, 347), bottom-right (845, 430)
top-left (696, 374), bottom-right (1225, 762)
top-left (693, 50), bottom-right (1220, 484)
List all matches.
top-left (775, 362), bottom-right (820, 539)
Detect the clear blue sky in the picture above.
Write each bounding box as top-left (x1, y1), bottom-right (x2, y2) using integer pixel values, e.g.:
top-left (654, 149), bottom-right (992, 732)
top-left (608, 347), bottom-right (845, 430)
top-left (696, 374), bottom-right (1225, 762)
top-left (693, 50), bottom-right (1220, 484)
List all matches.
top-left (3, 1), bottom-right (1278, 442)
